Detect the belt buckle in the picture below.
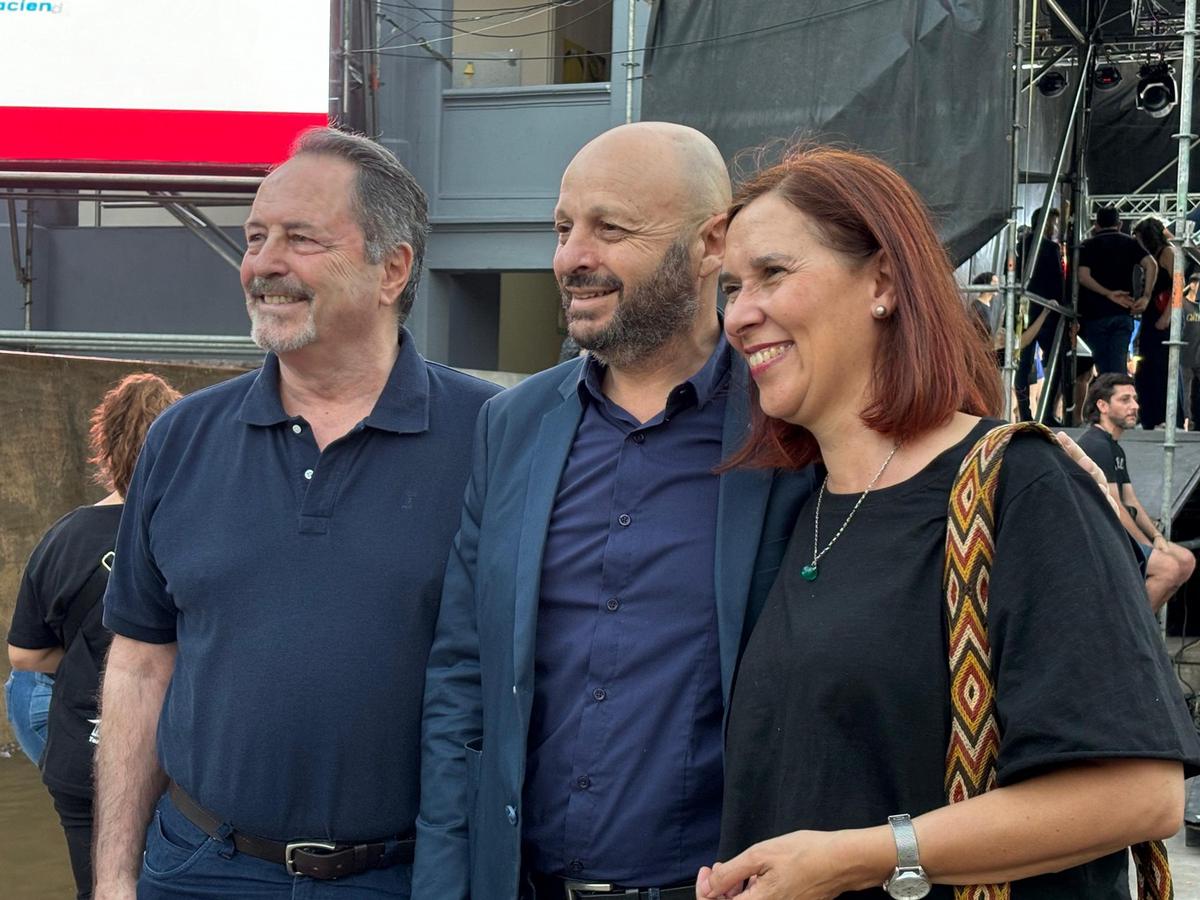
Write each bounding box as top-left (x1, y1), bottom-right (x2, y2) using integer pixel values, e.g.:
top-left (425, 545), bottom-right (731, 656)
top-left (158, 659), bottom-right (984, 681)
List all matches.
top-left (562, 882), bottom-right (637, 899)
top-left (284, 841), bottom-right (338, 877)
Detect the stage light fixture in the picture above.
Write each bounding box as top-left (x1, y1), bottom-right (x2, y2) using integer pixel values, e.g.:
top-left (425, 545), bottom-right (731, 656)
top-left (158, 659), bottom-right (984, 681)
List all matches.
top-left (1037, 70), bottom-right (1068, 98)
top-left (1094, 64), bottom-right (1122, 91)
top-left (1137, 62), bottom-right (1177, 118)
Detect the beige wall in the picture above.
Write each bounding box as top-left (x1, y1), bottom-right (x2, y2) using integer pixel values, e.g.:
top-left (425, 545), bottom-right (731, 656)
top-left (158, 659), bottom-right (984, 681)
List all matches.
top-left (0, 352), bottom-right (247, 748)
top-left (452, 0), bottom-right (554, 86)
top-left (498, 272), bottom-right (564, 374)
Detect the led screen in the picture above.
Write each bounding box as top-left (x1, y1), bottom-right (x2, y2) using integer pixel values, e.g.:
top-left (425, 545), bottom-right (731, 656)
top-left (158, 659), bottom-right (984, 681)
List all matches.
top-left (0, 0), bottom-right (331, 171)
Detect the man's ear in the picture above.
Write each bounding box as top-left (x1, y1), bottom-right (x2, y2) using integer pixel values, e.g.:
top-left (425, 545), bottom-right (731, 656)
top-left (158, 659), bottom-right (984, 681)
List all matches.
top-left (380, 243), bottom-right (415, 309)
top-left (697, 212), bottom-right (728, 279)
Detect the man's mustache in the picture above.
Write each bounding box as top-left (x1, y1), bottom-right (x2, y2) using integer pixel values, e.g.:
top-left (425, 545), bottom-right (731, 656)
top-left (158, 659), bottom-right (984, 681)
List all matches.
top-left (246, 276), bottom-right (315, 302)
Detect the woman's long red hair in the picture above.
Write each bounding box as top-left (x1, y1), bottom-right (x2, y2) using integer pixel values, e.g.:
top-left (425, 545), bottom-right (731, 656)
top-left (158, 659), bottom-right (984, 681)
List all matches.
top-left (724, 145), bottom-right (1001, 470)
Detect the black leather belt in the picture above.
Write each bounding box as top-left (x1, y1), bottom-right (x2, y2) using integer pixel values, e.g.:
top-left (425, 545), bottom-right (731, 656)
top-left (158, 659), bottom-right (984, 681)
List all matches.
top-left (527, 870), bottom-right (695, 900)
top-left (167, 782), bottom-right (414, 880)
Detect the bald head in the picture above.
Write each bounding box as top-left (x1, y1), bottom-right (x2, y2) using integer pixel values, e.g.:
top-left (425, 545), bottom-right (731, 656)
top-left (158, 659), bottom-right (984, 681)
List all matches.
top-left (564, 122), bottom-right (731, 226)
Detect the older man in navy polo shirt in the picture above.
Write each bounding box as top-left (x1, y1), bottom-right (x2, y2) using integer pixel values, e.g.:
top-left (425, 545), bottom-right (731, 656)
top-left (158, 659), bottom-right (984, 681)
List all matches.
top-left (92, 129), bottom-right (500, 900)
top-left (414, 123), bottom-right (813, 899)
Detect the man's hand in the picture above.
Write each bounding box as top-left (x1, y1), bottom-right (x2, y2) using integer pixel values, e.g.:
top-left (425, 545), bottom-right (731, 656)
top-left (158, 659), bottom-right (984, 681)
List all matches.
top-left (1055, 431), bottom-right (1123, 520)
top-left (1109, 290), bottom-right (1134, 308)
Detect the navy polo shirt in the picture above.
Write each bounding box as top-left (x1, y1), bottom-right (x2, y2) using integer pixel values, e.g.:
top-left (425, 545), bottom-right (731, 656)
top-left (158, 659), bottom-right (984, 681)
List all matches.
top-left (523, 336), bottom-right (730, 885)
top-left (103, 330), bottom-right (500, 842)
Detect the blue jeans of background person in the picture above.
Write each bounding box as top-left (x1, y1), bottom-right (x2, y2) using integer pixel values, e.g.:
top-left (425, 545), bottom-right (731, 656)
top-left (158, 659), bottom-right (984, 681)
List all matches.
top-left (137, 792), bottom-right (413, 899)
top-left (4, 669), bottom-right (54, 764)
top-left (1080, 313), bottom-right (1134, 375)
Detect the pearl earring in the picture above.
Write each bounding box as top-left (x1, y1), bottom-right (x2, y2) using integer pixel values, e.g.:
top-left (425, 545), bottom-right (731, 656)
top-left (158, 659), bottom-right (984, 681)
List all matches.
top-left (872, 304), bottom-right (888, 319)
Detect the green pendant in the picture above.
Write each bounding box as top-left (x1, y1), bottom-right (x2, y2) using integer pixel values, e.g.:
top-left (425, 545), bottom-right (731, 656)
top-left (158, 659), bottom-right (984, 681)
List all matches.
top-left (800, 563), bottom-right (819, 582)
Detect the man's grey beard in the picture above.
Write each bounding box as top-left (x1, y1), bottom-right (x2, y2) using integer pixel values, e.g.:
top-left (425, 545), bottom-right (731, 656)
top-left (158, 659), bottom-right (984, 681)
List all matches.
top-left (245, 276), bottom-right (317, 353)
top-left (562, 239), bottom-right (698, 370)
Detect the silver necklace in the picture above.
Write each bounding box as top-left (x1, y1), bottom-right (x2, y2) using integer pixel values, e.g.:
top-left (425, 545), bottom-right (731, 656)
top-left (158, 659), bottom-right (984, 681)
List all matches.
top-left (800, 442), bottom-right (900, 582)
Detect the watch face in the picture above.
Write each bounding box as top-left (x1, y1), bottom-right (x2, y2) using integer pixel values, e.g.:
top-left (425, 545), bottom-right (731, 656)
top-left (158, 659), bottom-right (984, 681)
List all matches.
top-left (887, 871), bottom-right (932, 899)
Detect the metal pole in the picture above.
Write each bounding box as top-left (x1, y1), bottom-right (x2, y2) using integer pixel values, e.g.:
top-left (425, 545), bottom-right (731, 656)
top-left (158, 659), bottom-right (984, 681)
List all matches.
top-left (1003, 0), bottom-right (1029, 419)
top-left (1025, 44), bottom-right (1089, 292)
top-left (1031, 43), bottom-right (1092, 425)
top-left (343, 0), bottom-right (353, 125)
top-left (625, 0), bottom-right (637, 124)
top-left (156, 201), bottom-right (243, 270)
top-left (1161, 0), bottom-right (1197, 556)
top-left (21, 201), bottom-right (33, 331)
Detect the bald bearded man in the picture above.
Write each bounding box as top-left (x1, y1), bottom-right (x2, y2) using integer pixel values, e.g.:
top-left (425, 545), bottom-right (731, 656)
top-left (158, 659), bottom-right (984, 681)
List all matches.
top-left (413, 123), bottom-right (814, 899)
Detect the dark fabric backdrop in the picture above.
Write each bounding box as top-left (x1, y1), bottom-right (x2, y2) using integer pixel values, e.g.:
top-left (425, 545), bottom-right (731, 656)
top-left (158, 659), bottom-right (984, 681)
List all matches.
top-left (641, 0), bottom-right (1012, 264)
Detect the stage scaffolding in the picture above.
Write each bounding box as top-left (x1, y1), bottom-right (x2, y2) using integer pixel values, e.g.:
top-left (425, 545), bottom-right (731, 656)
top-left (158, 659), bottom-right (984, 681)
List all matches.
top-left (1003, 0), bottom-right (1198, 549)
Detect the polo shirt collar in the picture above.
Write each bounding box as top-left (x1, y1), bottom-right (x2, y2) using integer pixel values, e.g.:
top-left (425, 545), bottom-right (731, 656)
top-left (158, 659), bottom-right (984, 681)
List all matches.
top-left (236, 327), bottom-right (430, 434)
top-left (576, 329), bottom-right (731, 411)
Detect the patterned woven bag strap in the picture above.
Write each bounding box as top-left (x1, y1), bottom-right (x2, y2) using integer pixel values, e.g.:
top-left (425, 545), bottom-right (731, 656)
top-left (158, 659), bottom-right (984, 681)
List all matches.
top-left (942, 421), bottom-right (1172, 900)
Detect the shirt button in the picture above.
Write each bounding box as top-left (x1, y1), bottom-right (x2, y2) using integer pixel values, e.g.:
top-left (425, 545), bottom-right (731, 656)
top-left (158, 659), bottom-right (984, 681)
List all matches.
top-left (568, 860), bottom-right (584, 874)
top-left (303, 469), bottom-right (314, 480)
top-left (576, 775), bottom-right (591, 790)
top-left (592, 687), bottom-right (607, 702)
top-left (291, 424), bottom-right (302, 434)
top-left (617, 514), bottom-right (631, 527)
top-left (606, 597), bottom-right (620, 612)
top-left (632, 432), bottom-right (645, 444)
top-left (505, 805), bottom-right (518, 826)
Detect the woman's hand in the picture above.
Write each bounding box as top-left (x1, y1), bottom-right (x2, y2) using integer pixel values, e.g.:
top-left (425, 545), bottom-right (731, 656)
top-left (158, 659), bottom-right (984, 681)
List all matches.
top-left (696, 829), bottom-right (887, 900)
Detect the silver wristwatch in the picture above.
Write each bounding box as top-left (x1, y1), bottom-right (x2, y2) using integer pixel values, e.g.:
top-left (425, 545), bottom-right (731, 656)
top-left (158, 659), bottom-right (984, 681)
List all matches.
top-left (882, 813), bottom-right (931, 899)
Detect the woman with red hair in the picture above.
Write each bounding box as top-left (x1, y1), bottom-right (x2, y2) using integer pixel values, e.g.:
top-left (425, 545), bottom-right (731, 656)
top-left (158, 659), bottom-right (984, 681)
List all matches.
top-left (7, 372), bottom-right (180, 900)
top-left (697, 146), bottom-right (1199, 899)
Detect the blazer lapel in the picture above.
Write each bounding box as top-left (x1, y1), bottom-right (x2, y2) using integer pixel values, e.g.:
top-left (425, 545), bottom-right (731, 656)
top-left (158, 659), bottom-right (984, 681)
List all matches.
top-left (512, 371), bottom-right (584, 691)
top-left (714, 357), bottom-right (774, 704)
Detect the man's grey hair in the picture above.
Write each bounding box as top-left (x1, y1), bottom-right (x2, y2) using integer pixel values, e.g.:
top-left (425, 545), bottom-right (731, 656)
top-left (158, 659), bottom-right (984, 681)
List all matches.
top-left (291, 127), bottom-right (429, 323)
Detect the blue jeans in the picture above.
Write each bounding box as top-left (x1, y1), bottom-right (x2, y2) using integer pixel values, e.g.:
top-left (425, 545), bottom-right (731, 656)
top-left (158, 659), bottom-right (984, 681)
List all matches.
top-left (4, 669), bottom-right (54, 764)
top-left (1080, 314), bottom-right (1134, 375)
top-left (137, 793), bottom-right (413, 899)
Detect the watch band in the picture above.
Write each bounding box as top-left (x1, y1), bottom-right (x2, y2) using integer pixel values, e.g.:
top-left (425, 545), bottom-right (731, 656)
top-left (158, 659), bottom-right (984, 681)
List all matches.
top-left (888, 814), bottom-right (921, 868)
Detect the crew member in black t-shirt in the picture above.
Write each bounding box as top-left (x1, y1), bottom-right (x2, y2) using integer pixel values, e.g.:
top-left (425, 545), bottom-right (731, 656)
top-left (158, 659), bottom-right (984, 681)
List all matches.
top-left (1077, 207), bottom-right (1156, 375)
top-left (1077, 373), bottom-right (1195, 612)
top-left (5, 373), bottom-right (179, 900)
top-left (1014, 208), bottom-right (1066, 421)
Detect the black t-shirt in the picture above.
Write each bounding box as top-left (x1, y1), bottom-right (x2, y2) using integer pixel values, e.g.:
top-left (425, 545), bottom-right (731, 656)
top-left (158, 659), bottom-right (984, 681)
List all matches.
top-left (1076, 424), bottom-right (1130, 488)
top-left (1079, 231), bottom-right (1151, 320)
top-left (720, 420), bottom-right (1199, 899)
top-left (6, 504), bottom-right (122, 795)
top-left (1018, 234), bottom-right (1064, 304)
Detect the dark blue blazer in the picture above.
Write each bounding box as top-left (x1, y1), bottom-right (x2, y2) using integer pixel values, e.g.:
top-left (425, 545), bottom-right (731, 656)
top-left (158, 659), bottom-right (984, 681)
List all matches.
top-left (413, 351), bottom-right (813, 900)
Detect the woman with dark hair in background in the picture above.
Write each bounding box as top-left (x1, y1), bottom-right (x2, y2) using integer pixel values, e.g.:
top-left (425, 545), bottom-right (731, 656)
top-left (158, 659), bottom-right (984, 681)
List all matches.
top-left (6, 373), bottom-right (180, 900)
top-left (1133, 216), bottom-right (1178, 430)
top-left (697, 146), bottom-right (1198, 899)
